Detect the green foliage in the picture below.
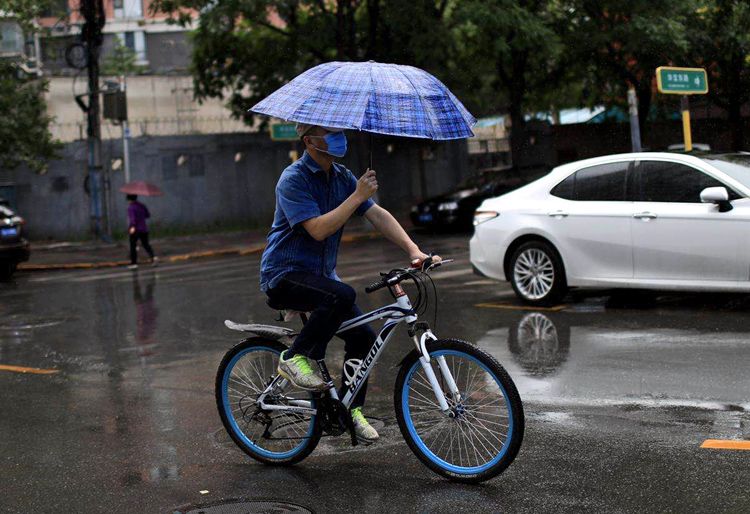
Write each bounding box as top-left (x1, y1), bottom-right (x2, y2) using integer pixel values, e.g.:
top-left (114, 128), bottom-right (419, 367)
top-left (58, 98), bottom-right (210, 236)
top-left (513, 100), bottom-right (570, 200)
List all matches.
top-left (0, 0), bottom-right (61, 173)
top-left (0, 62), bottom-right (62, 173)
top-left (149, 0), bottom-right (459, 124)
top-left (566, 0), bottom-right (695, 133)
top-left (101, 39), bottom-right (147, 76)
top-left (686, 0), bottom-right (750, 149)
top-left (149, 0), bottom-right (750, 149)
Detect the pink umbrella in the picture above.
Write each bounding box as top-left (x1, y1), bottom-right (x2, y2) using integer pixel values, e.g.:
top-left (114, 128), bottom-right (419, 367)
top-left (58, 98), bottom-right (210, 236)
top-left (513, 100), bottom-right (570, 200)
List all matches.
top-left (119, 181), bottom-right (164, 197)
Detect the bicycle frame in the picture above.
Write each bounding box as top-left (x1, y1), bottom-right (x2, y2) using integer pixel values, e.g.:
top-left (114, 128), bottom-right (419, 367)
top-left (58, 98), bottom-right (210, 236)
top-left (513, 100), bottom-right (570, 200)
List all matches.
top-left (256, 284), bottom-right (460, 417)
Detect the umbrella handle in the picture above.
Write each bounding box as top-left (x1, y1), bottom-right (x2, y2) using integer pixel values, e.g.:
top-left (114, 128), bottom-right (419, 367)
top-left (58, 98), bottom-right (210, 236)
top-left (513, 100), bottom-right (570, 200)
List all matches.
top-left (369, 133), bottom-right (373, 171)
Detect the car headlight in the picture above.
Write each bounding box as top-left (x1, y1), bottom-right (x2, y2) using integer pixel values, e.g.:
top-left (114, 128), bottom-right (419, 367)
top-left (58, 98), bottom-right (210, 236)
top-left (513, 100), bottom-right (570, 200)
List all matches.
top-left (473, 210), bottom-right (499, 226)
top-left (411, 205), bottom-right (419, 213)
top-left (438, 201), bottom-right (459, 211)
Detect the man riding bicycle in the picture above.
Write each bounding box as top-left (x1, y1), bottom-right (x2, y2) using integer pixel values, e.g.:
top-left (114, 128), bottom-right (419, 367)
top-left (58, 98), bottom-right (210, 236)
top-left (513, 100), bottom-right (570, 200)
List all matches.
top-left (260, 123), bottom-right (440, 442)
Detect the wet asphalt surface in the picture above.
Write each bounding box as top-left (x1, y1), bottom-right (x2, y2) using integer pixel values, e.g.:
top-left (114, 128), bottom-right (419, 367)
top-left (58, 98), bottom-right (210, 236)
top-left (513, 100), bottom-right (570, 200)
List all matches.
top-left (1, 232), bottom-right (749, 513)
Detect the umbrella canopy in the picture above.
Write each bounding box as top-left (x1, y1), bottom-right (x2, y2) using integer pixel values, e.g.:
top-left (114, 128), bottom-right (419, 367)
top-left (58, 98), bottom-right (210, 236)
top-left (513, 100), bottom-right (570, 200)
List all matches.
top-left (119, 181), bottom-right (164, 197)
top-left (250, 61), bottom-right (476, 140)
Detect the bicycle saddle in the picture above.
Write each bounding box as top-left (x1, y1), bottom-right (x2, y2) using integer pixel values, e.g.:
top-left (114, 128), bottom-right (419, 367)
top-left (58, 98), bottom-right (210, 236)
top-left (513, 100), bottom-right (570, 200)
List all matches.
top-left (266, 298), bottom-right (309, 323)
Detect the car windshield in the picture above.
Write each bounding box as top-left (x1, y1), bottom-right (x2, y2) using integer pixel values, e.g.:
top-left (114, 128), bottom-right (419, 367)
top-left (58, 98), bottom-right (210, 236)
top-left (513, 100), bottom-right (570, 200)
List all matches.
top-left (702, 155), bottom-right (750, 189)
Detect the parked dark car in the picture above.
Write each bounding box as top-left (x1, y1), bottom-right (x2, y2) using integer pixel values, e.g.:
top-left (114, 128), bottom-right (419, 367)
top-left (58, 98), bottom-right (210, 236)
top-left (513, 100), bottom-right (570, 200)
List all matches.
top-left (410, 168), bottom-right (527, 231)
top-left (0, 200), bottom-right (30, 280)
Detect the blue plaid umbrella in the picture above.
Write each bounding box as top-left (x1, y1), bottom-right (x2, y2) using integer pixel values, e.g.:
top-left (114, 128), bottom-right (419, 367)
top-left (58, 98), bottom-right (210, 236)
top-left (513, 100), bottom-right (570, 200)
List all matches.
top-left (250, 61), bottom-right (476, 140)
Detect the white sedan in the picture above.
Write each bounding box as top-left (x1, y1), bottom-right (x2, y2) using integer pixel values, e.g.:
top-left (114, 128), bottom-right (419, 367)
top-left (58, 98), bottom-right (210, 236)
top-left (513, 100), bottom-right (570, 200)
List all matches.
top-left (470, 152), bottom-right (750, 305)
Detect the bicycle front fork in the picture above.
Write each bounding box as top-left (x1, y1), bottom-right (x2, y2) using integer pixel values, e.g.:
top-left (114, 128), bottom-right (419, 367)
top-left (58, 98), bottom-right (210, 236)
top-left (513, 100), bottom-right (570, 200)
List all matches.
top-left (411, 329), bottom-right (462, 415)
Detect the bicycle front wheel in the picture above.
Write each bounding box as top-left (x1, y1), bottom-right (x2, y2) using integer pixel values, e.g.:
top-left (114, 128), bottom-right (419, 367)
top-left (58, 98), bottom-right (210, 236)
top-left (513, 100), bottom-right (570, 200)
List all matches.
top-left (216, 338), bottom-right (321, 465)
top-left (394, 339), bottom-right (524, 483)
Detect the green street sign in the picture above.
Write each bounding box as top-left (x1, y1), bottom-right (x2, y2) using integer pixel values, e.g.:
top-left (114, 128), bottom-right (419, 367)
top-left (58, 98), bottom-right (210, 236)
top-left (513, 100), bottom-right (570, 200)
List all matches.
top-left (270, 123), bottom-right (298, 141)
top-left (656, 66), bottom-right (708, 94)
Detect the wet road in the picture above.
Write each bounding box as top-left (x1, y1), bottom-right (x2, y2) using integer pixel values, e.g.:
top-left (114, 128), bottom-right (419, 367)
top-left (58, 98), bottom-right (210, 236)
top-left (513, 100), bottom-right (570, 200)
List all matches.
top-left (1, 233), bottom-right (749, 513)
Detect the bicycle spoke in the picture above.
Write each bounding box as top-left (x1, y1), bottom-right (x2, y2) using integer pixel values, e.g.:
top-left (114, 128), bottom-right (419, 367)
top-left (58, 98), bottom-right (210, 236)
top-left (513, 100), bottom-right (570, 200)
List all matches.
top-left (406, 350), bottom-right (514, 471)
top-left (224, 348), bottom-right (315, 456)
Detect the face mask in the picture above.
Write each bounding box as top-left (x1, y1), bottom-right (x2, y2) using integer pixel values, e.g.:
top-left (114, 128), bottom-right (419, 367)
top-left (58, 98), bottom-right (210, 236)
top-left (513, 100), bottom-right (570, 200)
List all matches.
top-left (309, 132), bottom-right (348, 158)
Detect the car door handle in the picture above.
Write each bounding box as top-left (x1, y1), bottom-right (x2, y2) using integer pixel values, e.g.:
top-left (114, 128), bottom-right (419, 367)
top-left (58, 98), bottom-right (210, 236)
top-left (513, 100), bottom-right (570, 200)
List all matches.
top-left (547, 210), bottom-right (568, 218)
top-left (633, 211), bottom-right (657, 220)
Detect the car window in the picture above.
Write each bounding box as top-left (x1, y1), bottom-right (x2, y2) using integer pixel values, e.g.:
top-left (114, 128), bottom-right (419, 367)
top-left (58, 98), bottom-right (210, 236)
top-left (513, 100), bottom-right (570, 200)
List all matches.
top-left (550, 173), bottom-right (575, 199)
top-left (550, 161), bottom-right (630, 201)
top-left (639, 160), bottom-right (741, 202)
top-left (701, 156), bottom-right (750, 192)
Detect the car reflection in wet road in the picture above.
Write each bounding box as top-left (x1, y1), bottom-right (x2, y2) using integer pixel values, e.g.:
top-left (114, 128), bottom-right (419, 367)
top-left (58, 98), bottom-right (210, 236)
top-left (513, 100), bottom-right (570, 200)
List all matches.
top-left (478, 296), bottom-right (750, 453)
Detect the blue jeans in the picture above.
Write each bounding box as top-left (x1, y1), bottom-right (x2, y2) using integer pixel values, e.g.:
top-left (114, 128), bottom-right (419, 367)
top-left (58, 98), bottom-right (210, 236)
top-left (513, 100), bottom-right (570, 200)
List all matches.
top-left (266, 271), bottom-right (376, 408)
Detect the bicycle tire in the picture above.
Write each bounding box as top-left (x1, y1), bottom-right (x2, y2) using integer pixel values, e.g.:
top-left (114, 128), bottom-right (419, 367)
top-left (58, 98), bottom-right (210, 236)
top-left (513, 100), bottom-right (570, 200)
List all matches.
top-left (394, 339), bottom-right (524, 483)
top-left (216, 337), bottom-right (322, 465)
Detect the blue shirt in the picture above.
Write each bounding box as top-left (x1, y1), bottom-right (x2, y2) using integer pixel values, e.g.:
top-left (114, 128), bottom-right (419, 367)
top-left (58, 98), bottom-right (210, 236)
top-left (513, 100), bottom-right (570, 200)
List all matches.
top-left (260, 152), bottom-right (375, 291)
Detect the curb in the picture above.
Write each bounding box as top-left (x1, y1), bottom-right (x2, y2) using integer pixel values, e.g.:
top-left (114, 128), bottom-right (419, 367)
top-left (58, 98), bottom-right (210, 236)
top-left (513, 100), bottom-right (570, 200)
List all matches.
top-left (17, 231), bottom-right (380, 272)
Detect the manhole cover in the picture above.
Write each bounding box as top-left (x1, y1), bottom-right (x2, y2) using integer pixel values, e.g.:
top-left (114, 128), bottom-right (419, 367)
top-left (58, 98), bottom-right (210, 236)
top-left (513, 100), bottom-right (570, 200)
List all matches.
top-left (174, 499), bottom-right (314, 514)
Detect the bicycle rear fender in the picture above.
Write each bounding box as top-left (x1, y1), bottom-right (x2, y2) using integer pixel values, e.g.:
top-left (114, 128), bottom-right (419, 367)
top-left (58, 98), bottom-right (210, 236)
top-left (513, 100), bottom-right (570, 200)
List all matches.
top-left (224, 319), bottom-right (296, 343)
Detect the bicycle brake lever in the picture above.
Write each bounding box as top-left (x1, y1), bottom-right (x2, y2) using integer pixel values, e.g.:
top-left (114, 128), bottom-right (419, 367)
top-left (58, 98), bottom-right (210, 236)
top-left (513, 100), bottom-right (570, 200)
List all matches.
top-left (425, 258), bottom-right (453, 271)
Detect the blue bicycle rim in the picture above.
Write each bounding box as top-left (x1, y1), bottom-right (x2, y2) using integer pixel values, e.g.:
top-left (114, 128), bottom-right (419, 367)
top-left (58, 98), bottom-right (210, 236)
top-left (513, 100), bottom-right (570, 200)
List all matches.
top-left (402, 349), bottom-right (513, 475)
top-left (221, 346), bottom-right (315, 460)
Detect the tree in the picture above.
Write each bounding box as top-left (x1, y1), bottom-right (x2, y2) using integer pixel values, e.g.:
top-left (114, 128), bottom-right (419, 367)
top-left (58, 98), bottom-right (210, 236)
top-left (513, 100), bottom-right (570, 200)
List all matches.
top-left (687, 1), bottom-right (750, 150)
top-left (149, 0), bottom-right (458, 125)
top-left (567, 0), bottom-right (694, 141)
top-left (0, 1), bottom-right (61, 173)
top-left (452, 0), bottom-right (575, 168)
top-left (101, 39), bottom-right (146, 77)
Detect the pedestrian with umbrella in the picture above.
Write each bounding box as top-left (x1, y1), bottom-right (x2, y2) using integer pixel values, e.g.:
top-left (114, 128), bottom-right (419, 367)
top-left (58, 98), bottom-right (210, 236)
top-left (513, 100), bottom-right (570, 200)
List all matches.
top-left (120, 181), bottom-right (163, 269)
top-left (251, 61), bottom-right (475, 442)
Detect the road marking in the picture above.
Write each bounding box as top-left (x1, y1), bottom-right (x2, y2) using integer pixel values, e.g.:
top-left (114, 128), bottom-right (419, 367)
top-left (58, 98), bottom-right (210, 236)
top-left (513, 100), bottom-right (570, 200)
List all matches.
top-left (0, 364), bottom-right (60, 375)
top-left (701, 439), bottom-right (750, 450)
top-left (475, 302), bottom-right (567, 312)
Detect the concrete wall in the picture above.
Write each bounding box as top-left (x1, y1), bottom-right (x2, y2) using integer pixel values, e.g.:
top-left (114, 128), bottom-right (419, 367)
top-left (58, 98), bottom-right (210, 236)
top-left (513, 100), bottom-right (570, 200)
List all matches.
top-left (1, 132), bottom-right (469, 240)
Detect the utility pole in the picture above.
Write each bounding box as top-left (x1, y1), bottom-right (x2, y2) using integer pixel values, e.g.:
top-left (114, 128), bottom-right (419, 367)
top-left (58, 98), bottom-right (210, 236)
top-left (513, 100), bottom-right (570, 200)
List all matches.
top-left (119, 75), bottom-right (131, 183)
top-left (81, 0), bottom-right (106, 239)
top-left (627, 87), bottom-right (642, 152)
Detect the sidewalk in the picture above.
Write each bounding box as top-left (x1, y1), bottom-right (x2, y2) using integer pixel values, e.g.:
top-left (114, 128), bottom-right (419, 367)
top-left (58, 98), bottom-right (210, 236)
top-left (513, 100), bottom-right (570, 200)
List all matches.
top-left (19, 226), bottom-right (381, 272)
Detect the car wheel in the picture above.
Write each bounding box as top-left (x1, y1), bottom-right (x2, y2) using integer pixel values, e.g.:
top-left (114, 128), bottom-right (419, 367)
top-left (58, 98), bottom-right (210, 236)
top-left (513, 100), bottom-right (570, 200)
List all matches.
top-left (509, 241), bottom-right (567, 306)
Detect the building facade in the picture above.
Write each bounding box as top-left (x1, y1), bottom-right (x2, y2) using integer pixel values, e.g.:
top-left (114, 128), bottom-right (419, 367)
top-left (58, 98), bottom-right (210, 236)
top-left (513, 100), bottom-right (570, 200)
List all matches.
top-left (37, 0), bottom-right (246, 143)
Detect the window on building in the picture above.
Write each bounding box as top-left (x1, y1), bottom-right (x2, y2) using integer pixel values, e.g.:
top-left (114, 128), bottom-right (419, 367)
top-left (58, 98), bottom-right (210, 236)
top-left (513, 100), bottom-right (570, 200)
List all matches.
top-left (118, 31), bottom-right (147, 62)
top-left (114, 0), bottom-right (143, 19)
top-left (0, 22), bottom-right (24, 55)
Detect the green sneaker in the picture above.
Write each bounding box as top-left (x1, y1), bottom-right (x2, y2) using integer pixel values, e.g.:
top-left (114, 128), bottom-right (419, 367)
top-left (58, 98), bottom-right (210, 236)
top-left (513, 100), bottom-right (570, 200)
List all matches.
top-left (277, 351), bottom-right (327, 391)
top-left (351, 407), bottom-right (379, 441)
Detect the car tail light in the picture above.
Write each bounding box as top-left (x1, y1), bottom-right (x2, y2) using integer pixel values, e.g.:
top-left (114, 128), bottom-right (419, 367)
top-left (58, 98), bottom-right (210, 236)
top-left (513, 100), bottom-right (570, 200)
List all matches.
top-left (473, 210), bottom-right (499, 226)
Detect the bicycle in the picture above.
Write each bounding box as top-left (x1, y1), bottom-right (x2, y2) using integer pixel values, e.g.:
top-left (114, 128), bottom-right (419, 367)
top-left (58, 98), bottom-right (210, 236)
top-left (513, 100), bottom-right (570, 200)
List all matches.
top-left (216, 257), bottom-right (524, 483)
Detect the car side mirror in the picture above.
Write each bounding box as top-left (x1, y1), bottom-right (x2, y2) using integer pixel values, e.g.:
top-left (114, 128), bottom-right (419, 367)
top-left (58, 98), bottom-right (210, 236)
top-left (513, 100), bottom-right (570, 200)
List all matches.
top-left (700, 186), bottom-right (732, 212)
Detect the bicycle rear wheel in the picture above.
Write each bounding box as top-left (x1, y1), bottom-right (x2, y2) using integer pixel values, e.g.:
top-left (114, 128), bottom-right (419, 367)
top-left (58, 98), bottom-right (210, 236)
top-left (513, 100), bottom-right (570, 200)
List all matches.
top-left (216, 338), bottom-right (321, 465)
top-left (394, 339), bottom-right (524, 483)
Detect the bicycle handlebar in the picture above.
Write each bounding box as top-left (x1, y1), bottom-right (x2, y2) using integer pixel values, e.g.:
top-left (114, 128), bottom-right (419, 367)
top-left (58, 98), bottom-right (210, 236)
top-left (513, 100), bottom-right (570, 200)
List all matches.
top-left (364, 258), bottom-right (454, 294)
top-left (365, 279), bottom-right (389, 294)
